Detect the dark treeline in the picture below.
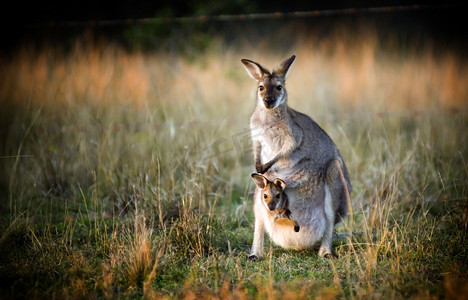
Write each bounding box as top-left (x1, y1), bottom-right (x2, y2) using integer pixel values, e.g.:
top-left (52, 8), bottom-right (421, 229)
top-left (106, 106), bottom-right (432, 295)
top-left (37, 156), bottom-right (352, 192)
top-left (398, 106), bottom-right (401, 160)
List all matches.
top-left (1, 1), bottom-right (466, 57)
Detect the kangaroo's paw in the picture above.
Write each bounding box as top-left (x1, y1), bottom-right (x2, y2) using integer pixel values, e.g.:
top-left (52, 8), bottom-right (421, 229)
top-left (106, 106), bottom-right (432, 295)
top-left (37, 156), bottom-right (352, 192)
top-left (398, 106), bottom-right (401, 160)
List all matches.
top-left (255, 164), bottom-right (263, 174)
top-left (256, 164), bottom-right (268, 174)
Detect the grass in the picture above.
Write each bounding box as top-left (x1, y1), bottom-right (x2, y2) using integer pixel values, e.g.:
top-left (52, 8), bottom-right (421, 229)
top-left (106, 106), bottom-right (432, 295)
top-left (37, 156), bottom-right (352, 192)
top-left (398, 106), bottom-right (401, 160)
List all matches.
top-left (0, 29), bottom-right (467, 299)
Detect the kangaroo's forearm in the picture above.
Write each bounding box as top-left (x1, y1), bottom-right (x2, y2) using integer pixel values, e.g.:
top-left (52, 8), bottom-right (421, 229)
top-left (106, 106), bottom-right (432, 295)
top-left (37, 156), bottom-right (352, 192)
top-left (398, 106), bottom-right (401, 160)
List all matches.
top-left (255, 141), bottom-right (269, 173)
top-left (254, 141), bottom-right (262, 170)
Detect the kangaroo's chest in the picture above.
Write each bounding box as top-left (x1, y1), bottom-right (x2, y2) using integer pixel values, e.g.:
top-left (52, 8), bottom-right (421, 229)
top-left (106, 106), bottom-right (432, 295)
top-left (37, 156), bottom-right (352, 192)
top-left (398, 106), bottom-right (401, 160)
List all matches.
top-left (252, 125), bottom-right (294, 160)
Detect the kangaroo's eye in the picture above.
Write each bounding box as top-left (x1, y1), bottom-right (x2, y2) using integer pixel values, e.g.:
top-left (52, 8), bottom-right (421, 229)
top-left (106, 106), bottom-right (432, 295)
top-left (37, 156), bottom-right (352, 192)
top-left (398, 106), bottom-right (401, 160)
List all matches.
top-left (276, 85), bottom-right (282, 91)
top-left (259, 85), bottom-right (264, 91)
top-left (276, 194), bottom-right (280, 198)
top-left (263, 194), bottom-right (268, 199)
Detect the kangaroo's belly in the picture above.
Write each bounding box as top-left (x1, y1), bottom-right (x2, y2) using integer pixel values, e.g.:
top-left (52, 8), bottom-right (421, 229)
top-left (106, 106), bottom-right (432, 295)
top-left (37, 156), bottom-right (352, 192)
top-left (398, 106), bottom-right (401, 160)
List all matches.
top-left (266, 220), bottom-right (325, 249)
top-left (257, 186), bottom-right (327, 249)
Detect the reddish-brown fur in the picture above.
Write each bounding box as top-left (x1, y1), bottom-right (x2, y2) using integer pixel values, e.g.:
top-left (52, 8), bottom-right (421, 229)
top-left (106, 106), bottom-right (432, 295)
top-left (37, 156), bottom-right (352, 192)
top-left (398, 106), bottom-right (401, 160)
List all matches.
top-left (251, 173), bottom-right (300, 232)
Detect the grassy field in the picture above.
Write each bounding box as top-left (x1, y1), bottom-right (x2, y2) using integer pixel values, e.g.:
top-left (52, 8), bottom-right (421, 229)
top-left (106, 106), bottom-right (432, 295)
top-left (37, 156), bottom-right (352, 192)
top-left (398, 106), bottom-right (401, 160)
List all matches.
top-left (1, 30), bottom-right (467, 299)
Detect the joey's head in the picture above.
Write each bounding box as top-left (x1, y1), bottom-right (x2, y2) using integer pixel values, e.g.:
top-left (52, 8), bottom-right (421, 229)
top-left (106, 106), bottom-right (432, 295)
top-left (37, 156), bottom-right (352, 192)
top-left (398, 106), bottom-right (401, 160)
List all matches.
top-left (251, 173), bottom-right (287, 211)
top-left (241, 55), bottom-right (295, 109)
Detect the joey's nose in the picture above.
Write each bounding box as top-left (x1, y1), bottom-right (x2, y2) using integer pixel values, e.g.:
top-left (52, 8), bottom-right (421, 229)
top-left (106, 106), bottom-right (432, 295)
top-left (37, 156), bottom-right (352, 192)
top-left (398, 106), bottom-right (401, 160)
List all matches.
top-left (268, 203), bottom-right (276, 211)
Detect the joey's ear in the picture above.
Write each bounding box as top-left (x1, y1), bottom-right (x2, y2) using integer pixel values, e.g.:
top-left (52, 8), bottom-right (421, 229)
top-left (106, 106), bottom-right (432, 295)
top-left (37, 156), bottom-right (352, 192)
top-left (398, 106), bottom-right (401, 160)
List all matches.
top-left (273, 178), bottom-right (286, 191)
top-left (273, 55), bottom-right (296, 78)
top-left (241, 59), bottom-right (269, 80)
top-left (251, 173), bottom-right (268, 189)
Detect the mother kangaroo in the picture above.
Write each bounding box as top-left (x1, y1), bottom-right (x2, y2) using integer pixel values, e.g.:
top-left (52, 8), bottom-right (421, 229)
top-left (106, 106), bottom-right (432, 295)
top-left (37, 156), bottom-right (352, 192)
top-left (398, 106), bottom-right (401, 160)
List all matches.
top-left (241, 55), bottom-right (351, 259)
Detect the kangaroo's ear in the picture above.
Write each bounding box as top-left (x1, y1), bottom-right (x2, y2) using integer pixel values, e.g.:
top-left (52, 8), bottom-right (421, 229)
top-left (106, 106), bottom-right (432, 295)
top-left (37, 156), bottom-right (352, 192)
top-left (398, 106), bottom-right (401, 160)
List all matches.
top-left (273, 55), bottom-right (296, 78)
top-left (251, 173), bottom-right (268, 189)
top-left (273, 178), bottom-right (286, 191)
top-left (241, 59), bottom-right (269, 80)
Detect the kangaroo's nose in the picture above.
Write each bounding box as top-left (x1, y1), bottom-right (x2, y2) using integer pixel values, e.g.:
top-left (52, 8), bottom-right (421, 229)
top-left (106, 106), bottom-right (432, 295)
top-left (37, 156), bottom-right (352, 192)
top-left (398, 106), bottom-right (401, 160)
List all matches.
top-left (264, 97), bottom-right (274, 107)
top-left (268, 203), bottom-right (276, 211)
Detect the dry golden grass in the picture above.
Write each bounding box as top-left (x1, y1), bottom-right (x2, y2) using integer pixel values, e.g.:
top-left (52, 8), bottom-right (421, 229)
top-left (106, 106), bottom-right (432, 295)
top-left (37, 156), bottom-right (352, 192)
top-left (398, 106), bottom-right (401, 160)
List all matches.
top-left (2, 29), bottom-right (467, 112)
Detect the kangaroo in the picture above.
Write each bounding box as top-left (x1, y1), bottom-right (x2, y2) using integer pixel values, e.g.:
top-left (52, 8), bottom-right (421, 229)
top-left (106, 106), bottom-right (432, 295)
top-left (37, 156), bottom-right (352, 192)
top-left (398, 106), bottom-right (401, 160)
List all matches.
top-left (242, 55), bottom-right (351, 260)
top-left (251, 173), bottom-right (300, 233)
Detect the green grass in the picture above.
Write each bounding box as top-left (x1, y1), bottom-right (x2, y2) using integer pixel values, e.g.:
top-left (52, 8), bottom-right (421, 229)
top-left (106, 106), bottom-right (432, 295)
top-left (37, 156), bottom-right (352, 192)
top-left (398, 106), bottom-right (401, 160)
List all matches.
top-left (1, 32), bottom-right (467, 299)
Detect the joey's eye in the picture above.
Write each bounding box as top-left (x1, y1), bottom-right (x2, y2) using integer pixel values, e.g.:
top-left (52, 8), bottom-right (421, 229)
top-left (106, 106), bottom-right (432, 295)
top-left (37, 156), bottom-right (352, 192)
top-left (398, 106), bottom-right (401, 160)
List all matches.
top-left (259, 85), bottom-right (264, 91)
top-left (276, 194), bottom-right (280, 198)
top-left (263, 194), bottom-right (268, 199)
top-left (276, 85), bottom-right (282, 91)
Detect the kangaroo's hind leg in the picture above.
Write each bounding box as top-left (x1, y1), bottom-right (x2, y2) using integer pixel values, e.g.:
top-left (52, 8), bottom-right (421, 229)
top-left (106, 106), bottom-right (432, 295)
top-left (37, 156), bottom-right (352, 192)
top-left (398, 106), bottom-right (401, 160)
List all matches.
top-left (249, 189), bottom-right (266, 260)
top-left (319, 185), bottom-right (337, 258)
top-left (319, 159), bottom-right (350, 258)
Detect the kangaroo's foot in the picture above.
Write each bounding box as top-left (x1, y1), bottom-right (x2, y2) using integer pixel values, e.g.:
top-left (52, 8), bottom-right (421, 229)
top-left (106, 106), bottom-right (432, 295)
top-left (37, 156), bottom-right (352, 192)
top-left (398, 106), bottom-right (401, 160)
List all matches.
top-left (248, 253), bottom-right (263, 261)
top-left (274, 217), bottom-right (300, 232)
top-left (294, 223), bottom-right (300, 232)
top-left (318, 246), bottom-right (338, 259)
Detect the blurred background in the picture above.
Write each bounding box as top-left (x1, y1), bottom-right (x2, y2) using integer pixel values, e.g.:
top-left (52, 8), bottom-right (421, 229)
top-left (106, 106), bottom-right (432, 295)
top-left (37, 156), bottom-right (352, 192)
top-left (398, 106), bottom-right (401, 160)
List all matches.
top-left (1, 0), bottom-right (467, 108)
top-left (1, 0), bottom-right (467, 209)
top-left (1, 0), bottom-right (467, 205)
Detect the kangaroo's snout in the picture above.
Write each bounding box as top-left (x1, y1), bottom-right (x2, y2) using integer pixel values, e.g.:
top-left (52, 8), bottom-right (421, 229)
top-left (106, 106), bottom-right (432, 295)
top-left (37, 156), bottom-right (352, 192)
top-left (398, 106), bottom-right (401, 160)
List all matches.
top-left (264, 97), bottom-right (275, 109)
top-left (268, 202), bottom-right (277, 211)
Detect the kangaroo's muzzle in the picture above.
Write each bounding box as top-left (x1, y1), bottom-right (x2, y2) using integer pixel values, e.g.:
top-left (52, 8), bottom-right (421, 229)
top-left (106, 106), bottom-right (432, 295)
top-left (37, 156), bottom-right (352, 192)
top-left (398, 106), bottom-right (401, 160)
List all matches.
top-left (268, 203), bottom-right (277, 211)
top-left (264, 97), bottom-right (275, 109)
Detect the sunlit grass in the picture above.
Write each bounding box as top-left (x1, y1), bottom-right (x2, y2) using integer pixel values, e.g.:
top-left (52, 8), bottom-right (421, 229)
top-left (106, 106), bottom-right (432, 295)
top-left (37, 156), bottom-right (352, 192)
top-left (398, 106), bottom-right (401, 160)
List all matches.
top-left (0, 29), bottom-right (467, 298)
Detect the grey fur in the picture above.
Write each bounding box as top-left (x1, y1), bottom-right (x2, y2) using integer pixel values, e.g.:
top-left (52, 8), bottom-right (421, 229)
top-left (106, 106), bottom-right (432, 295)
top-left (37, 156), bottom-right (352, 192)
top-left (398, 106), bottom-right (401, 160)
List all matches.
top-left (242, 55), bottom-right (352, 259)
